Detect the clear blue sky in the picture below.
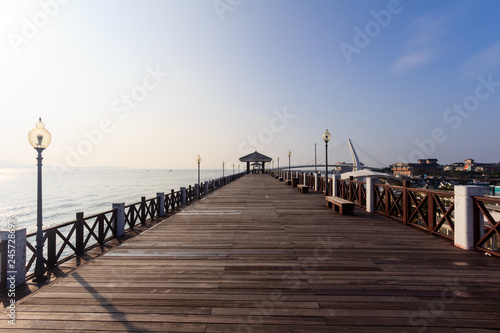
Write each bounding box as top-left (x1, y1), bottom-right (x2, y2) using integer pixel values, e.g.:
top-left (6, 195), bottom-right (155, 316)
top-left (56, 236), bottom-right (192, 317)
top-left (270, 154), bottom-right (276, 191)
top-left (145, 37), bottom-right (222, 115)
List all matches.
top-left (1, 0), bottom-right (499, 170)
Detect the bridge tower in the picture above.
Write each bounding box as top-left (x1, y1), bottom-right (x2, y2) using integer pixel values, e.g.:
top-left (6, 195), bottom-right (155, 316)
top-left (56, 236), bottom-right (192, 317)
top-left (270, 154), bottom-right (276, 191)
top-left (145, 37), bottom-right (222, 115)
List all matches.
top-left (348, 138), bottom-right (363, 171)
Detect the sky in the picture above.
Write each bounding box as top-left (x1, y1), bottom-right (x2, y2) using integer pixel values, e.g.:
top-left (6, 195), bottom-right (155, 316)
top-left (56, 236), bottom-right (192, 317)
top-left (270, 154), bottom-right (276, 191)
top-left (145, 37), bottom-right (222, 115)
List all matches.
top-left (1, 0), bottom-right (499, 170)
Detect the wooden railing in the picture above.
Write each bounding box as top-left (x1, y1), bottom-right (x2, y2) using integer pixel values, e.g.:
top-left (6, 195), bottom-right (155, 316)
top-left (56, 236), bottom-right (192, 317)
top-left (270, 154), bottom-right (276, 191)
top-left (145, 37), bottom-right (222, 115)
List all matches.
top-left (272, 170), bottom-right (499, 257)
top-left (473, 196), bottom-right (500, 257)
top-left (22, 173), bottom-right (246, 280)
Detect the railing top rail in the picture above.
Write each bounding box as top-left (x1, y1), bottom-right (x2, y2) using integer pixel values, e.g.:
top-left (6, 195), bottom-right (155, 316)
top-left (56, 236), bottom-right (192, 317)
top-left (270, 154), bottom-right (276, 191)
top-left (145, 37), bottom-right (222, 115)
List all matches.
top-left (407, 187), bottom-right (454, 197)
top-left (125, 201), bottom-right (143, 208)
top-left (26, 219), bottom-right (78, 237)
top-left (83, 209), bottom-right (117, 220)
top-left (347, 180), bottom-right (367, 185)
top-left (473, 196), bottom-right (500, 204)
top-left (373, 183), bottom-right (403, 189)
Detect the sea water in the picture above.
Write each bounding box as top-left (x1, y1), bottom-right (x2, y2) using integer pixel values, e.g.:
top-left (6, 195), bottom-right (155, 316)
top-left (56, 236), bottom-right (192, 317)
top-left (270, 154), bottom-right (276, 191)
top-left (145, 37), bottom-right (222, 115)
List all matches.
top-left (0, 167), bottom-right (227, 233)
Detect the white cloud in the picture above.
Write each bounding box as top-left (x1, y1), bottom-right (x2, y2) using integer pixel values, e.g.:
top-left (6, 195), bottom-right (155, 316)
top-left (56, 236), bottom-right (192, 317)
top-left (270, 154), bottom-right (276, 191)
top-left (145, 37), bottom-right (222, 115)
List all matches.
top-left (461, 41), bottom-right (500, 78)
top-left (390, 51), bottom-right (434, 75)
top-left (389, 13), bottom-right (452, 75)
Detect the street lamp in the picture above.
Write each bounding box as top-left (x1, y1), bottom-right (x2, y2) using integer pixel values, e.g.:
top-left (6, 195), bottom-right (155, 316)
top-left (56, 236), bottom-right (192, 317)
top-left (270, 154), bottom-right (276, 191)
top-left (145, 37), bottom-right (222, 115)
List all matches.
top-left (323, 129), bottom-right (331, 196)
top-left (277, 157), bottom-right (280, 178)
top-left (288, 150), bottom-right (292, 180)
top-left (28, 118), bottom-right (52, 283)
top-left (232, 163), bottom-right (235, 175)
top-left (238, 164), bottom-right (240, 173)
top-left (222, 160), bottom-right (225, 178)
top-left (196, 154), bottom-right (201, 187)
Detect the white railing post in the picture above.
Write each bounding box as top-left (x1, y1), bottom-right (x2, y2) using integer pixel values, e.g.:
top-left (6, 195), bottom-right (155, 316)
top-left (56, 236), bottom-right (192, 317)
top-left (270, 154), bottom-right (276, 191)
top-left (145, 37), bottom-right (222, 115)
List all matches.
top-left (366, 178), bottom-right (378, 213)
top-left (112, 203), bottom-right (125, 237)
top-left (314, 173), bottom-right (318, 191)
top-left (156, 192), bottom-right (165, 217)
top-left (180, 187), bottom-right (187, 205)
top-left (454, 186), bottom-right (483, 250)
top-left (0, 228), bottom-right (26, 288)
top-left (332, 174), bottom-right (340, 197)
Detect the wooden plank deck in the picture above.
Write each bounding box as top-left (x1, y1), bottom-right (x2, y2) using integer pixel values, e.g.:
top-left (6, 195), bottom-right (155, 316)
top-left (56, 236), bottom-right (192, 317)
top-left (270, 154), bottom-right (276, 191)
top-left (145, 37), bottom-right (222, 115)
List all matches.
top-left (2, 174), bottom-right (500, 332)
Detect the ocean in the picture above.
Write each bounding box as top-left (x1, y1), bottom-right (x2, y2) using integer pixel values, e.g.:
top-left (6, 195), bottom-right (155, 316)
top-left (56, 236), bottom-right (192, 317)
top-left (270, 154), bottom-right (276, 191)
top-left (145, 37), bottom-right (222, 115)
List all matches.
top-left (0, 167), bottom-right (228, 233)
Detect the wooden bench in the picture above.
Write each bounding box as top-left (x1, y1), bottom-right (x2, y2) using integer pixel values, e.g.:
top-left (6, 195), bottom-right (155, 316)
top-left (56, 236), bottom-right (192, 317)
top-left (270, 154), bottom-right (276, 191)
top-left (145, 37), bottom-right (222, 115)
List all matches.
top-left (291, 178), bottom-right (299, 188)
top-left (325, 196), bottom-right (355, 215)
top-left (285, 180), bottom-right (292, 185)
top-left (279, 177), bottom-right (284, 181)
top-left (297, 185), bottom-right (309, 193)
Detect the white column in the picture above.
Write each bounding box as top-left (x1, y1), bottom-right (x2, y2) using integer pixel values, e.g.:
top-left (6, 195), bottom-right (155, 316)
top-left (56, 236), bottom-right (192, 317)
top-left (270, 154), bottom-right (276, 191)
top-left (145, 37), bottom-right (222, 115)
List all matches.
top-left (366, 178), bottom-right (378, 213)
top-left (454, 186), bottom-right (483, 250)
top-left (180, 187), bottom-right (187, 205)
top-left (303, 173), bottom-right (307, 186)
top-left (314, 173), bottom-right (318, 191)
top-left (112, 203), bottom-right (125, 237)
top-left (156, 193), bottom-right (165, 217)
top-left (332, 174), bottom-right (341, 197)
top-left (0, 228), bottom-right (26, 287)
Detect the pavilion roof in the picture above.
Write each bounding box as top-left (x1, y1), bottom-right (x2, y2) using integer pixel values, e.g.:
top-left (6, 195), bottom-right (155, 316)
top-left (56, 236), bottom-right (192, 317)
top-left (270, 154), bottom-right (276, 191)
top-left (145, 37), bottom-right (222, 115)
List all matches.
top-left (239, 151), bottom-right (272, 163)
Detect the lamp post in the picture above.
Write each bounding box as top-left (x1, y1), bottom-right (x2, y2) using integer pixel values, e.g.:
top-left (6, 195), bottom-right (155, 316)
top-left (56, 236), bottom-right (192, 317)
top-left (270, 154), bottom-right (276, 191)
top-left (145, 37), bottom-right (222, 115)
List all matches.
top-left (28, 118), bottom-right (52, 283)
top-left (238, 164), bottom-right (240, 174)
top-left (222, 160), bottom-right (225, 178)
top-left (288, 150), bottom-right (292, 180)
top-left (196, 155), bottom-right (201, 188)
top-left (323, 129), bottom-right (331, 196)
top-left (232, 163), bottom-right (235, 175)
top-left (277, 156), bottom-right (280, 178)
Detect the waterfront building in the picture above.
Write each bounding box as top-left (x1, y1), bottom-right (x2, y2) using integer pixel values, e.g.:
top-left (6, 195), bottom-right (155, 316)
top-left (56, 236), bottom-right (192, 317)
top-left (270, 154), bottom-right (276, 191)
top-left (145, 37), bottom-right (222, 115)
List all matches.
top-left (390, 158), bottom-right (440, 177)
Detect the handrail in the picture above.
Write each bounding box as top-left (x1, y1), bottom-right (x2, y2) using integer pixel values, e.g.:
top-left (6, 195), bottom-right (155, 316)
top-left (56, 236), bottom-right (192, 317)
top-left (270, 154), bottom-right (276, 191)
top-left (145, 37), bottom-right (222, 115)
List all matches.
top-left (473, 196), bottom-right (500, 257)
top-left (19, 172), bottom-right (247, 280)
top-left (274, 170), bottom-right (499, 257)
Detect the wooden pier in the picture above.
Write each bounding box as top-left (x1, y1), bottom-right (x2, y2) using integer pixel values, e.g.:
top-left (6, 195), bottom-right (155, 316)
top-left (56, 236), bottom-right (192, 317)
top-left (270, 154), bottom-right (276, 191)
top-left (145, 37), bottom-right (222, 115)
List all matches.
top-left (2, 173), bottom-right (500, 332)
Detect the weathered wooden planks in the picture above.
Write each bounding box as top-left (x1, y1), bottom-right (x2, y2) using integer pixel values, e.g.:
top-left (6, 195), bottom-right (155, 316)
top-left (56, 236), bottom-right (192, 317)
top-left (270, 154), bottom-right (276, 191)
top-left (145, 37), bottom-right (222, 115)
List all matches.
top-left (1, 174), bottom-right (500, 332)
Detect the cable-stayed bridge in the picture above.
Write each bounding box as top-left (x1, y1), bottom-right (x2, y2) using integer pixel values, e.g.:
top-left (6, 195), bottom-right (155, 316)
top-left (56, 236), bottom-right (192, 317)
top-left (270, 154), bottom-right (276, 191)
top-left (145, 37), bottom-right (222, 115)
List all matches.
top-left (271, 138), bottom-right (388, 172)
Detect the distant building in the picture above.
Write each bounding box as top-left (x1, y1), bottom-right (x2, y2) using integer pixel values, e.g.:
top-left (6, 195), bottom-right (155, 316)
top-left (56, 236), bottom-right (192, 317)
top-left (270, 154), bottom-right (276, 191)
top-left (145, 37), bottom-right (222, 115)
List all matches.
top-left (390, 159), bottom-right (440, 177)
top-left (445, 159), bottom-right (500, 173)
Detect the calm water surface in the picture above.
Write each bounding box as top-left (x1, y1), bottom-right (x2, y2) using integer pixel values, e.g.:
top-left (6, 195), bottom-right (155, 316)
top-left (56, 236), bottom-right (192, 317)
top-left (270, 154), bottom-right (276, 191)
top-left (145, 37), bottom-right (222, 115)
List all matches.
top-left (0, 167), bottom-right (226, 233)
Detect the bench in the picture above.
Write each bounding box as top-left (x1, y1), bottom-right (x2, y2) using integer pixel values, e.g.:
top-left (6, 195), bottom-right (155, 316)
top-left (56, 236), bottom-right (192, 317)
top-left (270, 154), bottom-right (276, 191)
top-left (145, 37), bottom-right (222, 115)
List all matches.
top-left (285, 180), bottom-right (292, 185)
top-left (291, 178), bottom-right (299, 188)
top-left (297, 185), bottom-right (309, 193)
top-left (325, 196), bottom-right (355, 215)
top-left (279, 177), bottom-right (284, 181)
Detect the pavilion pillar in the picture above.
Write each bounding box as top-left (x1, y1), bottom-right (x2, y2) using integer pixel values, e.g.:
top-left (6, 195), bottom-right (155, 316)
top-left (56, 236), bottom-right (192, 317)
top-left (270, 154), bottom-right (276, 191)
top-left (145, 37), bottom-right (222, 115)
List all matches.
top-left (246, 161), bottom-right (250, 174)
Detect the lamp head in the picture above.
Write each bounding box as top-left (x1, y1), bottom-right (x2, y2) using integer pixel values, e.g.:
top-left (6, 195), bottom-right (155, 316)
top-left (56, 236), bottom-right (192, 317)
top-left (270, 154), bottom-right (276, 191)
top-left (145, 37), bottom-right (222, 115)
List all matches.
top-left (288, 150), bottom-right (292, 157)
top-left (196, 155), bottom-right (201, 164)
top-left (323, 129), bottom-right (331, 143)
top-left (28, 118), bottom-right (52, 149)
